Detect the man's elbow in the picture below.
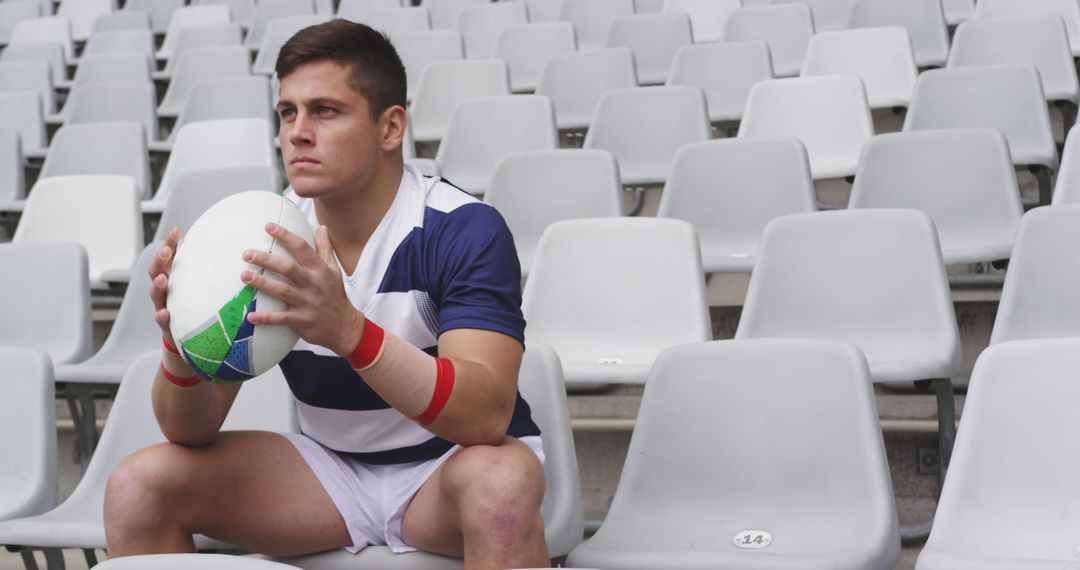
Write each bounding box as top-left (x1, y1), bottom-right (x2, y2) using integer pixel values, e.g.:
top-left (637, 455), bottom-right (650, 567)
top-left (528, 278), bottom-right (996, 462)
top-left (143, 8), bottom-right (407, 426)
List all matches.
top-left (444, 405), bottom-right (513, 447)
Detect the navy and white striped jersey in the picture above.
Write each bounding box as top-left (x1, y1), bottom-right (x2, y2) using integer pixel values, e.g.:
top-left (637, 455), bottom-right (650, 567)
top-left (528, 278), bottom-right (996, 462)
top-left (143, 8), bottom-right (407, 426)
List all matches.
top-left (281, 166), bottom-right (540, 464)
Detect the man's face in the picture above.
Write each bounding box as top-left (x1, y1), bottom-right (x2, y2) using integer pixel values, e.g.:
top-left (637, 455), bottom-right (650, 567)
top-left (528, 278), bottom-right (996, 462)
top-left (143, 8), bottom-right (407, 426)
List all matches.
top-left (277, 59), bottom-right (382, 199)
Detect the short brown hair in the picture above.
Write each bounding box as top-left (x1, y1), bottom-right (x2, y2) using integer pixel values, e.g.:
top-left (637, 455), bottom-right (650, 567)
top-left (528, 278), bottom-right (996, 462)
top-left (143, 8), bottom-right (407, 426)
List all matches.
top-left (275, 19), bottom-right (407, 120)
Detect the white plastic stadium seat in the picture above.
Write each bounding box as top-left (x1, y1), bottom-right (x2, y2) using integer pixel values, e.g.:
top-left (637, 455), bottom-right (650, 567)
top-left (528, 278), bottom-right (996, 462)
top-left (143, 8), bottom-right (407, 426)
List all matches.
top-left (90, 11), bottom-right (152, 35)
top-left (153, 166), bottom-right (282, 241)
top-left (40, 122), bottom-right (151, 199)
top-left (64, 52), bottom-right (151, 92)
top-left (848, 0), bottom-right (949, 68)
top-left (942, 0), bottom-right (974, 26)
top-left (990, 205), bottom-right (1080, 345)
top-left (157, 5), bottom-right (232, 61)
top-left (57, 0), bottom-right (112, 41)
top-left (725, 4), bottom-right (814, 77)
top-left (53, 242), bottom-right (160, 388)
top-left (657, 138), bottom-right (816, 273)
top-left (494, 22), bottom-right (576, 93)
top-left (558, 0), bottom-right (634, 50)
top-left (146, 118), bottom-right (277, 214)
top-left (64, 80), bottom-right (159, 143)
top-left (95, 554), bottom-right (303, 569)
top-left (81, 29), bottom-right (155, 59)
top-left (0, 42), bottom-right (68, 87)
top-left (567, 339), bottom-right (900, 569)
top-left (194, 0), bottom-right (256, 29)
top-left (736, 209), bottom-right (961, 384)
top-left (605, 13), bottom-right (692, 86)
top-left (0, 60), bottom-right (55, 114)
top-left (409, 58), bottom-right (510, 143)
top-left (801, 27), bottom-right (918, 110)
top-left (583, 85), bottom-right (711, 186)
top-left (0, 242), bottom-right (92, 365)
top-left (337, 0), bottom-right (402, 22)
top-left (769, 0), bottom-right (852, 32)
top-left (435, 95), bottom-right (558, 196)
top-left (0, 2), bottom-right (41, 46)
top-left (420, 0), bottom-right (486, 30)
top-left (735, 209), bottom-right (961, 489)
top-left (276, 343), bottom-right (586, 568)
top-left (1053, 126), bottom-right (1080, 204)
top-left (514, 0), bottom-right (563, 23)
top-left (0, 90), bottom-right (46, 159)
top-left (14, 175), bottom-right (143, 288)
top-left (667, 41), bottom-right (771, 124)
top-left (456, 2), bottom-right (527, 59)
top-left (363, 7), bottom-right (432, 35)
top-left (975, 0), bottom-right (1080, 58)
top-left (157, 22), bottom-right (243, 79)
top-left (739, 75), bottom-right (874, 180)
top-left (903, 64), bottom-right (1058, 204)
top-left (244, 0), bottom-right (314, 50)
top-left (9, 16), bottom-right (75, 62)
top-left (948, 17), bottom-right (1079, 106)
top-left (151, 75), bottom-right (273, 153)
top-left (124, 0), bottom-right (184, 34)
top-left (522, 218), bottom-right (712, 387)
top-left (158, 45), bottom-right (251, 118)
top-left (252, 15), bottom-right (331, 75)
top-left (0, 348), bottom-right (57, 523)
top-left (0, 352), bottom-right (298, 558)
top-left (916, 339), bottom-right (1080, 570)
top-left (484, 149), bottom-right (623, 276)
top-left (390, 30), bottom-right (464, 102)
top-left (535, 47), bottom-right (637, 131)
top-left (849, 129), bottom-right (1023, 265)
top-left (660, 0), bottom-right (739, 43)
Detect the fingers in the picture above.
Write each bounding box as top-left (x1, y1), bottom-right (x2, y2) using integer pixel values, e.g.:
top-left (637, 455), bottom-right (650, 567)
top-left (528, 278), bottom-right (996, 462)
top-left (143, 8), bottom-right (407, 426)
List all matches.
top-left (242, 248), bottom-right (308, 286)
top-left (240, 269), bottom-right (298, 305)
top-left (148, 227), bottom-right (181, 281)
top-left (267, 222), bottom-right (321, 269)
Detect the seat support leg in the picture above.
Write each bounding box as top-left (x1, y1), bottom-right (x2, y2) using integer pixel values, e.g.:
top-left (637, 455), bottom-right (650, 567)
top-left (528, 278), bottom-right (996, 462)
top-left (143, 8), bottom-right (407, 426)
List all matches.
top-left (42, 548), bottom-right (65, 570)
top-left (64, 387), bottom-right (98, 475)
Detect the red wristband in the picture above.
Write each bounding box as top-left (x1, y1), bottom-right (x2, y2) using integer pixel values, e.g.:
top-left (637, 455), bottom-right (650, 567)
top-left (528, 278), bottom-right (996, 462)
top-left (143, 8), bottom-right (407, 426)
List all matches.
top-left (346, 318), bottom-right (385, 370)
top-left (413, 357), bottom-right (455, 427)
top-left (159, 362), bottom-right (201, 388)
top-left (163, 336), bottom-right (180, 355)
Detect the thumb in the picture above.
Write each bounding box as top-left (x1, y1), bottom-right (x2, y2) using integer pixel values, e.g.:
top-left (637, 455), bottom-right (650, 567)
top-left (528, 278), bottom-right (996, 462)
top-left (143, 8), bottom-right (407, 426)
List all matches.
top-left (315, 225), bottom-right (338, 271)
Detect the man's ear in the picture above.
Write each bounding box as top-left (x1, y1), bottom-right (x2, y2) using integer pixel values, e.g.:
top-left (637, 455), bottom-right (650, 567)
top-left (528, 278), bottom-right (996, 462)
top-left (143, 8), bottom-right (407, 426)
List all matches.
top-left (381, 105), bottom-right (407, 153)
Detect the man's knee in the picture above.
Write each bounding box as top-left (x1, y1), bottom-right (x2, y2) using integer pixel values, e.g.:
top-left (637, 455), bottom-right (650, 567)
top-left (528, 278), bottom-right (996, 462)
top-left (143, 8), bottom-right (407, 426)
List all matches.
top-left (105, 443), bottom-right (199, 534)
top-left (441, 442), bottom-right (545, 543)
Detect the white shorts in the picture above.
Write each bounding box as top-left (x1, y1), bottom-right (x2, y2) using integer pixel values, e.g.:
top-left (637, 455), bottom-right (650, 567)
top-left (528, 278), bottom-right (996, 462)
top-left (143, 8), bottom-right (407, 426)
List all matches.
top-left (282, 432), bottom-right (545, 554)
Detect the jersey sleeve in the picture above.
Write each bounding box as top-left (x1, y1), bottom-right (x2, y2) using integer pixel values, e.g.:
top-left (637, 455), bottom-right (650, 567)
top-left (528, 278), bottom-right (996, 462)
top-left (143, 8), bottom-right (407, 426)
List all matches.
top-left (428, 202), bottom-right (526, 344)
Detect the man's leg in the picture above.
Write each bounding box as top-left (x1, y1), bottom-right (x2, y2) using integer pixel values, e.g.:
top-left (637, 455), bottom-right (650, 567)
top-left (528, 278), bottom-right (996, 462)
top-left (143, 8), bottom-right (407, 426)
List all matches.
top-left (399, 437), bottom-right (549, 570)
top-left (104, 431), bottom-right (351, 557)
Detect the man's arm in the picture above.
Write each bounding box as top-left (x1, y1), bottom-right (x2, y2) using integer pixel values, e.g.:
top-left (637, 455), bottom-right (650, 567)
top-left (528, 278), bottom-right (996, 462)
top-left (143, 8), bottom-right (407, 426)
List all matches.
top-left (149, 228), bottom-right (242, 446)
top-left (243, 223), bottom-right (523, 446)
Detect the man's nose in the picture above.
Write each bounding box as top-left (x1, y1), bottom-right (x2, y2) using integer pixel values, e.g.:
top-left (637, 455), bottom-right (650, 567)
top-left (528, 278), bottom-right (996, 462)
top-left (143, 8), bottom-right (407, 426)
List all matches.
top-left (288, 112), bottom-right (314, 146)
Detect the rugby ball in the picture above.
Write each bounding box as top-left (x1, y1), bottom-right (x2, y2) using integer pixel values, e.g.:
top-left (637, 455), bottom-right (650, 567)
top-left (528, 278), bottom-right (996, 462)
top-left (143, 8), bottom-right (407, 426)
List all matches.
top-left (167, 191), bottom-right (315, 383)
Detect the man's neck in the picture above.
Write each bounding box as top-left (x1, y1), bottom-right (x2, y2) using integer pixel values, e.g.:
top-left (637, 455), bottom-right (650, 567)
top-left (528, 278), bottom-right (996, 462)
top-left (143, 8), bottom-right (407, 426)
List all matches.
top-left (313, 160), bottom-right (404, 275)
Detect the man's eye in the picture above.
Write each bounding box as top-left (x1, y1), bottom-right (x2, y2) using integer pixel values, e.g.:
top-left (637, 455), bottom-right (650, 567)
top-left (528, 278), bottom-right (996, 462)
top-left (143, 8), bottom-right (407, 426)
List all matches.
top-left (317, 106), bottom-right (336, 115)
top-left (279, 108), bottom-right (296, 120)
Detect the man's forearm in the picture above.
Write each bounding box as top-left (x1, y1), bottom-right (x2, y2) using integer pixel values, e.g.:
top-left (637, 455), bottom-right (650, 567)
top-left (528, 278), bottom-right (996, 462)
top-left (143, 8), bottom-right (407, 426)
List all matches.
top-left (152, 349), bottom-right (237, 446)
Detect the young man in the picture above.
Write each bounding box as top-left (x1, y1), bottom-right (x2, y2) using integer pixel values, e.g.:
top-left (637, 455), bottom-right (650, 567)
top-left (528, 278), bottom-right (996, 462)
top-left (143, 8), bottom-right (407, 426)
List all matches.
top-left (104, 19), bottom-right (550, 569)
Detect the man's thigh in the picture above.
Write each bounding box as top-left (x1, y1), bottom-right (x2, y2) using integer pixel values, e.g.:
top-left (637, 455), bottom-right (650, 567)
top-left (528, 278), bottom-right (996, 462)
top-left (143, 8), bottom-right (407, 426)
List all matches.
top-left (115, 430), bottom-right (351, 556)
